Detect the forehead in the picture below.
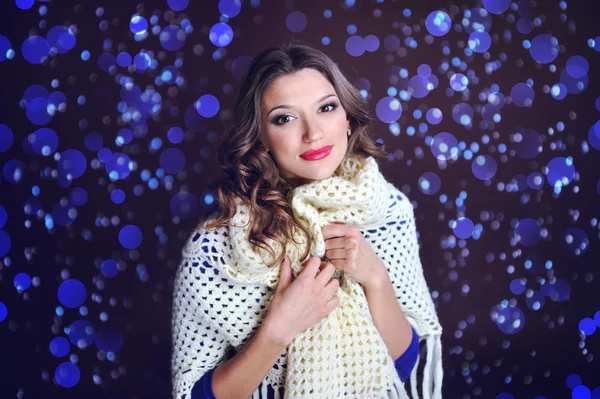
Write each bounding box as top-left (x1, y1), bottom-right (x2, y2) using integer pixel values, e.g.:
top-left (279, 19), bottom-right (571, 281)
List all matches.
top-left (262, 68), bottom-right (335, 105)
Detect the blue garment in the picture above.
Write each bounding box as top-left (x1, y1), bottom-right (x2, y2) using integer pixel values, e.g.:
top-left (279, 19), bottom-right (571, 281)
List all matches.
top-left (395, 325), bottom-right (420, 382)
top-left (191, 326), bottom-right (420, 398)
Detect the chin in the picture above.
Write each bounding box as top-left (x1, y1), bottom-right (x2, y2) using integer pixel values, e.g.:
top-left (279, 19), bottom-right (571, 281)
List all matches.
top-left (285, 147), bottom-right (345, 183)
top-left (299, 159), bottom-right (341, 181)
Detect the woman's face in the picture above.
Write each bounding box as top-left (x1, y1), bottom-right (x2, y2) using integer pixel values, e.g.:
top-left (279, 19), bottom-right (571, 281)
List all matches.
top-left (260, 68), bottom-right (351, 187)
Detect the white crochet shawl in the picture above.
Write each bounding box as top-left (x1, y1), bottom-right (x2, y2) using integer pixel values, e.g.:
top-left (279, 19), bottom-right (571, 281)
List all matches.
top-left (171, 155), bottom-right (443, 399)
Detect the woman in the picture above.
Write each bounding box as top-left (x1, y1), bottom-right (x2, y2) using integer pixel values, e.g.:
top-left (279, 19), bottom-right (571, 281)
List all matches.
top-left (170, 42), bottom-right (443, 399)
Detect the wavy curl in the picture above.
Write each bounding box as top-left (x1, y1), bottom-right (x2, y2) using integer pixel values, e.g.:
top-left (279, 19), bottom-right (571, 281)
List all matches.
top-left (198, 41), bottom-right (387, 268)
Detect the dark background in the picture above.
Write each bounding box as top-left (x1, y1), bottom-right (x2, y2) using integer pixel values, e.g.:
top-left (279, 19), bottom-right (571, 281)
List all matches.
top-left (1, 0), bottom-right (600, 398)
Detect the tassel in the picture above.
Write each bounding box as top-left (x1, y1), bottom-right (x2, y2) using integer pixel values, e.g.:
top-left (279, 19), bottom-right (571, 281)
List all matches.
top-left (410, 348), bottom-right (419, 399)
top-left (432, 334), bottom-right (443, 399)
top-left (391, 370), bottom-right (411, 399)
top-left (421, 334), bottom-right (443, 399)
top-left (261, 382), bottom-right (269, 399)
top-left (407, 334), bottom-right (443, 399)
top-left (422, 335), bottom-right (435, 399)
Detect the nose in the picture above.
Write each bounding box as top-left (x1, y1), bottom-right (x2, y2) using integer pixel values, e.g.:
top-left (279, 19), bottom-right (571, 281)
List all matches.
top-left (303, 116), bottom-right (324, 143)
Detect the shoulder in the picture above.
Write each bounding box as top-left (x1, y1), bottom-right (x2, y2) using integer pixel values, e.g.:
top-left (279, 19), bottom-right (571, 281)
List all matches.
top-left (181, 211), bottom-right (229, 259)
top-left (175, 212), bottom-right (234, 293)
top-left (386, 183), bottom-right (415, 215)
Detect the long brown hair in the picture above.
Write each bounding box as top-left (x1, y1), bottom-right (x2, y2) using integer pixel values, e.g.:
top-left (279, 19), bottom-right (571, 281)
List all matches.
top-left (199, 41), bottom-right (386, 268)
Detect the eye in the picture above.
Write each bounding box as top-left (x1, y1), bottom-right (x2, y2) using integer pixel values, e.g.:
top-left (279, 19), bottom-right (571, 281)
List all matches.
top-left (321, 102), bottom-right (338, 113)
top-left (271, 102), bottom-right (339, 126)
top-left (273, 114), bottom-right (293, 125)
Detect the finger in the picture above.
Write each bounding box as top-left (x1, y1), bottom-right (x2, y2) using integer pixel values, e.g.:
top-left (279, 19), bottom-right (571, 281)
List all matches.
top-left (316, 262), bottom-right (336, 285)
top-left (325, 278), bottom-right (340, 299)
top-left (325, 248), bottom-right (346, 260)
top-left (323, 222), bottom-right (346, 239)
top-left (301, 256), bottom-right (323, 279)
top-left (316, 260), bottom-right (333, 276)
top-left (330, 259), bottom-right (345, 274)
top-left (324, 236), bottom-right (346, 251)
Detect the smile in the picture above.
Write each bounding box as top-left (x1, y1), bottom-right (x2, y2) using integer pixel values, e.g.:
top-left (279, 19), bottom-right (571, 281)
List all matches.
top-left (300, 145), bottom-right (333, 161)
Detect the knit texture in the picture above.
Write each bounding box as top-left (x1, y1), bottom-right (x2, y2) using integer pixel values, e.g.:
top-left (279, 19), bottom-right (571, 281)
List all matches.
top-left (191, 324), bottom-right (420, 399)
top-left (171, 156), bottom-right (443, 399)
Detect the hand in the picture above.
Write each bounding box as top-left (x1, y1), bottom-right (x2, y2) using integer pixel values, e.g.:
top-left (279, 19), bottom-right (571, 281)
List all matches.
top-left (322, 222), bottom-right (390, 290)
top-left (263, 256), bottom-right (341, 346)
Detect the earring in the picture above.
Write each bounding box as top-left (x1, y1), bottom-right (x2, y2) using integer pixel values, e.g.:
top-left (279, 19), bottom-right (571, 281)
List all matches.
top-left (347, 129), bottom-right (352, 137)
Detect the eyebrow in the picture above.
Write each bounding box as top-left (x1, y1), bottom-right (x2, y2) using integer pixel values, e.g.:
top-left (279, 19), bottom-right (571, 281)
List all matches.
top-left (267, 93), bottom-right (338, 116)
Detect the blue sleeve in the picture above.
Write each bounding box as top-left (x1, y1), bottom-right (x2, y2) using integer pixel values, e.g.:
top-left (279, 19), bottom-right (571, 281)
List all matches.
top-left (394, 326), bottom-right (419, 383)
top-left (190, 329), bottom-right (419, 397)
top-left (190, 367), bottom-right (217, 399)
top-left (191, 368), bottom-right (279, 398)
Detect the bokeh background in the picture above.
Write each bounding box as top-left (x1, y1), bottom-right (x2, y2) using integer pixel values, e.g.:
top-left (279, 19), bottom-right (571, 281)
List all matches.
top-left (1, 0), bottom-right (600, 398)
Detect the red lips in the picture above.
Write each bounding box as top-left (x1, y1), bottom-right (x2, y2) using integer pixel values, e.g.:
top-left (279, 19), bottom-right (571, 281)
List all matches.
top-left (300, 145), bottom-right (333, 160)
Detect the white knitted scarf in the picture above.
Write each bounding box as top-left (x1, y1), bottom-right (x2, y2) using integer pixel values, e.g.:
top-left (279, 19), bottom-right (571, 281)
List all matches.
top-left (224, 155), bottom-right (443, 399)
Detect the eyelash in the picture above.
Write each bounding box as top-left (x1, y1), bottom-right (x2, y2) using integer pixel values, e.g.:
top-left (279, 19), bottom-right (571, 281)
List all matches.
top-left (272, 102), bottom-right (339, 125)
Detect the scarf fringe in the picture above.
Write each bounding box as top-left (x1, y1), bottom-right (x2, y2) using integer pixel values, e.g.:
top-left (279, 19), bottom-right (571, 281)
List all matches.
top-left (409, 334), bottom-right (443, 399)
top-left (391, 371), bottom-right (411, 399)
top-left (247, 341), bottom-right (436, 399)
top-left (251, 383), bottom-right (278, 398)
top-left (249, 371), bottom-right (415, 398)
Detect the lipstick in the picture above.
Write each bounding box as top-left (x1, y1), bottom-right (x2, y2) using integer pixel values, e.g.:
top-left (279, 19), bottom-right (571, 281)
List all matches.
top-left (300, 145), bottom-right (333, 161)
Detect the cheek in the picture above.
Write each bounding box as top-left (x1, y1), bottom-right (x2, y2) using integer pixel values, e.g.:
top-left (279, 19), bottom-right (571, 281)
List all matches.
top-left (333, 113), bottom-right (349, 131)
top-left (268, 135), bottom-right (293, 153)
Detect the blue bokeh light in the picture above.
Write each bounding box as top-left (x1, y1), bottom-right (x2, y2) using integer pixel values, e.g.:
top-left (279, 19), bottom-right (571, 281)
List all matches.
top-left (58, 279), bottom-right (87, 308)
top-left (209, 23), bottom-right (233, 47)
top-left (529, 34), bottom-right (559, 64)
top-left (515, 218), bottom-right (541, 246)
top-left (195, 94), bottom-right (220, 118)
top-left (0, 302), bottom-right (7, 322)
top-left (58, 150), bottom-right (87, 179)
top-left (160, 25), bottom-right (186, 51)
top-left (219, 0), bottom-right (241, 17)
top-left (50, 336), bottom-right (70, 357)
top-left (168, 0), bottom-right (189, 11)
top-left (55, 362), bottom-right (80, 388)
top-left (375, 97), bottom-right (402, 123)
top-left (130, 15), bottom-right (148, 35)
top-left (14, 272), bottom-right (31, 291)
top-left (21, 36), bottom-right (50, 64)
top-left (119, 225), bottom-right (143, 249)
top-left (452, 217), bottom-right (474, 239)
top-left (425, 11), bottom-right (451, 37)
top-left (0, 124), bottom-right (14, 152)
top-left (471, 155), bottom-right (497, 180)
top-left (95, 326), bottom-right (124, 353)
top-left (482, 0), bottom-right (510, 14)
top-left (101, 259), bottom-right (119, 278)
top-left (170, 191), bottom-right (198, 219)
top-left (67, 319), bottom-right (95, 348)
top-left (286, 11), bottom-right (307, 33)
